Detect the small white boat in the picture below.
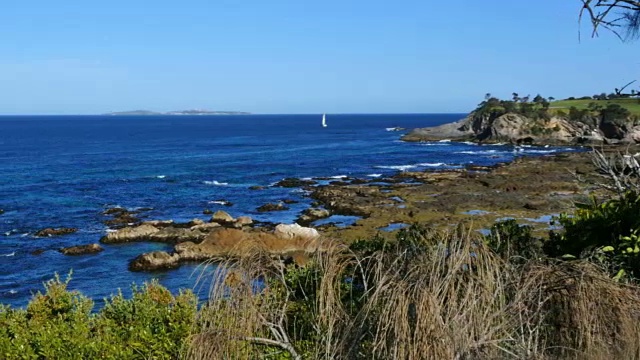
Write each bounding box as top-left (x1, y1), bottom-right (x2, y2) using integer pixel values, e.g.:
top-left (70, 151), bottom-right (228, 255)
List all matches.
top-left (322, 113), bottom-right (327, 128)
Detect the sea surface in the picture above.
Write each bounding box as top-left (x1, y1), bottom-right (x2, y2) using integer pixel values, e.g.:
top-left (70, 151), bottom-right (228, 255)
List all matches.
top-left (0, 114), bottom-right (578, 308)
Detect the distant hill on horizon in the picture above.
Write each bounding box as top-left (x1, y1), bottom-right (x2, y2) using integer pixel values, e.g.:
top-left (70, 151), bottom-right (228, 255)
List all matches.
top-left (105, 109), bottom-right (250, 116)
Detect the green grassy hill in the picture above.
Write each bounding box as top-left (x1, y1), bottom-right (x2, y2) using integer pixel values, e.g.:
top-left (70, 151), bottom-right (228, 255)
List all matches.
top-left (551, 98), bottom-right (640, 115)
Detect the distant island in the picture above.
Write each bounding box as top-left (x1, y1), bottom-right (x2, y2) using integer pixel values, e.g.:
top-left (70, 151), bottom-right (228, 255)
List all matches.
top-left (105, 109), bottom-right (250, 116)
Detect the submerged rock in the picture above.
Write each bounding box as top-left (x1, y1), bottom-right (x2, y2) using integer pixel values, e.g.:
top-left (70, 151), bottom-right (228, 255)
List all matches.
top-left (274, 178), bottom-right (316, 188)
top-left (35, 227), bottom-right (77, 237)
top-left (203, 209), bottom-right (213, 215)
top-left (249, 185), bottom-right (265, 190)
top-left (59, 243), bottom-right (103, 256)
top-left (257, 203), bottom-right (289, 212)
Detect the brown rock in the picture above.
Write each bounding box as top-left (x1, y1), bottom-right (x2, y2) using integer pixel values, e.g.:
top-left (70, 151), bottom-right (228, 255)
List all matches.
top-left (129, 251), bottom-right (180, 271)
top-left (59, 243), bottom-right (103, 256)
top-left (297, 208), bottom-right (331, 225)
top-left (34, 227), bottom-right (77, 237)
top-left (211, 210), bottom-right (234, 224)
top-left (234, 216), bottom-right (253, 227)
top-left (190, 222), bottom-right (221, 232)
top-left (188, 218), bottom-right (205, 226)
top-left (100, 224), bottom-right (159, 244)
top-left (149, 227), bottom-right (208, 243)
top-left (273, 178), bottom-right (316, 188)
top-left (141, 220), bottom-right (174, 228)
top-left (257, 203), bottom-right (289, 212)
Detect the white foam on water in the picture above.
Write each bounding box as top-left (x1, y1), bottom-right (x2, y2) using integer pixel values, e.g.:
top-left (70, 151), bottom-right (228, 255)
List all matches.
top-left (418, 142), bottom-right (450, 146)
top-left (329, 175), bottom-right (348, 179)
top-left (156, 175), bottom-right (166, 179)
top-left (367, 174), bottom-right (383, 177)
top-left (203, 180), bottom-right (229, 186)
top-left (375, 165), bottom-right (417, 171)
top-left (417, 162), bottom-right (445, 167)
top-left (457, 150), bottom-right (504, 155)
top-left (1, 252), bottom-right (15, 257)
top-left (438, 139), bottom-right (451, 143)
top-left (208, 201), bottom-right (229, 205)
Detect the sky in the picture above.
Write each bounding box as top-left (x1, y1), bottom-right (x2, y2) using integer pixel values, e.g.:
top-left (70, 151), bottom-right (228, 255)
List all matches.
top-left (0, 0), bottom-right (638, 114)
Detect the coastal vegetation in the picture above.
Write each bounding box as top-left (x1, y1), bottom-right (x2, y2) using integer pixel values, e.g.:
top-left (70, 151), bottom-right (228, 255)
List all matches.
top-left (6, 185), bottom-right (640, 359)
top-left (4, 147), bottom-right (640, 359)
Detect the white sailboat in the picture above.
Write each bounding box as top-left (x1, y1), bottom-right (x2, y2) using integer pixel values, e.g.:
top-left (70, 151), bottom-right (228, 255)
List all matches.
top-left (322, 113), bottom-right (327, 128)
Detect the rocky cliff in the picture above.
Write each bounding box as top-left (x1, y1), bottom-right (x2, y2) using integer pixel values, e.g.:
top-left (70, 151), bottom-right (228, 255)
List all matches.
top-left (402, 112), bottom-right (640, 145)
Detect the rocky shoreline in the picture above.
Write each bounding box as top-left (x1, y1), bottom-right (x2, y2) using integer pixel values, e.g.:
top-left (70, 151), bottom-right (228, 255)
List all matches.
top-left (33, 134), bottom-right (630, 272)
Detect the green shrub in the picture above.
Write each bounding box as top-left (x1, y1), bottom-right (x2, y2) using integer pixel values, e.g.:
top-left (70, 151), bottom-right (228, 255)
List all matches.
top-left (546, 191), bottom-right (640, 279)
top-left (0, 275), bottom-right (197, 360)
top-left (484, 219), bottom-right (543, 263)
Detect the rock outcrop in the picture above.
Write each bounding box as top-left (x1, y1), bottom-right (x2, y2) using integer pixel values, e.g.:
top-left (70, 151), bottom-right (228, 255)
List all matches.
top-left (35, 227), bottom-right (77, 237)
top-left (211, 210), bottom-right (234, 224)
top-left (297, 208), bottom-right (331, 225)
top-left (274, 178), bottom-right (316, 187)
top-left (274, 223), bottom-right (320, 240)
top-left (129, 224), bottom-right (324, 271)
top-left (102, 214), bottom-right (255, 245)
top-left (129, 251), bottom-right (180, 271)
top-left (311, 186), bottom-right (396, 217)
top-left (257, 203), bottom-right (289, 212)
top-left (101, 224), bottom-right (160, 244)
top-left (59, 243), bottom-right (104, 255)
top-left (402, 111), bottom-right (634, 145)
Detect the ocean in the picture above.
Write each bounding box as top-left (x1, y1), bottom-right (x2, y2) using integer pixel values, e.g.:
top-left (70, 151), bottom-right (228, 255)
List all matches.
top-left (0, 114), bottom-right (576, 308)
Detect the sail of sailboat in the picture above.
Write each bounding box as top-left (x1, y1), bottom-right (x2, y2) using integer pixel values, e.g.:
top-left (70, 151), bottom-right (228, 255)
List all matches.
top-left (322, 113), bottom-right (327, 128)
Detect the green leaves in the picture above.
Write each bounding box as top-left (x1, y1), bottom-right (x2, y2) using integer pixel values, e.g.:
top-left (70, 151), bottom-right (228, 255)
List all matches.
top-left (0, 277), bottom-right (197, 359)
top-left (547, 191), bottom-right (640, 280)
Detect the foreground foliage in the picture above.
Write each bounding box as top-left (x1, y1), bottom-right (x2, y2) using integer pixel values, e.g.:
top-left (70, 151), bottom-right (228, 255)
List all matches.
top-left (188, 224), bottom-right (640, 360)
top-left (6, 181), bottom-right (640, 358)
top-left (0, 275), bottom-right (197, 359)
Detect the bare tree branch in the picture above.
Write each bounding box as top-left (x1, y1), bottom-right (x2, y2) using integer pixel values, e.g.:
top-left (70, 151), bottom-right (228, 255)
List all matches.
top-left (244, 337), bottom-right (302, 360)
top-left (580, 0), bottom-right (640, 40)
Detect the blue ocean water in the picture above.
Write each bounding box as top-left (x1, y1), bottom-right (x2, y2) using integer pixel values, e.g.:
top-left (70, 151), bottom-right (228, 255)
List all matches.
top-left (0, 114), bottom-right (576, 308)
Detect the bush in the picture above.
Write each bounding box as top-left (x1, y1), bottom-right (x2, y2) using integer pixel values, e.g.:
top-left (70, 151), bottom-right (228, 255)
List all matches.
top-left (0, 275), bottom-right (197, 359)
top-left (484, 219), bottom-right (544, 262)
top-left (547, 191), bottom-right (640, 279)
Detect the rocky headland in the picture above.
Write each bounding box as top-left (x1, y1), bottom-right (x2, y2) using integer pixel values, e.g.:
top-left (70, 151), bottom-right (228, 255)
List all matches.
top-left (402, 98), bottom-right (640, 145)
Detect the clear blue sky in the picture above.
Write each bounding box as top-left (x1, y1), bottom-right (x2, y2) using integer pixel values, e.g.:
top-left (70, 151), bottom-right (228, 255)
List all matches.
top-left (0, 0), bottom-right (637, 114)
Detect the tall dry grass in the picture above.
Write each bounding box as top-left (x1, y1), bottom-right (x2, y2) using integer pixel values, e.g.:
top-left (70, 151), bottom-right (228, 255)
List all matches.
top-left (185, 227), bottom-right (640, 360)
